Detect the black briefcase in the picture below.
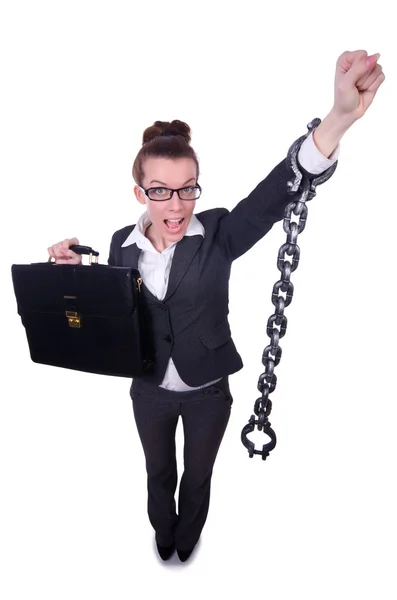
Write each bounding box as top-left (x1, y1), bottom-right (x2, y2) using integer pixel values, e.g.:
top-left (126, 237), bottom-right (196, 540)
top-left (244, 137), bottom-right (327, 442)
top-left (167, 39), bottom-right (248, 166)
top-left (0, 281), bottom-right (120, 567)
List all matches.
top-left (11, 245), bottom-right (154, 377)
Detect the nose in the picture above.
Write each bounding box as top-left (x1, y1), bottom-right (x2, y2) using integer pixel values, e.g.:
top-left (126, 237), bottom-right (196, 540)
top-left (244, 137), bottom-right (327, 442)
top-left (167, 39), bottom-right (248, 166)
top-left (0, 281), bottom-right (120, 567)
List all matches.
top-left (168, 190), bottom-right (185, 211)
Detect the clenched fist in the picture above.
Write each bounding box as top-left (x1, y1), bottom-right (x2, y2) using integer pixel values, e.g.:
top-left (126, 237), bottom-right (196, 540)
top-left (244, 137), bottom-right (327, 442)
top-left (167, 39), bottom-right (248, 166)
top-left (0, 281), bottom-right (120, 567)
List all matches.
top-left (333, 50), bottom-right (385, 121)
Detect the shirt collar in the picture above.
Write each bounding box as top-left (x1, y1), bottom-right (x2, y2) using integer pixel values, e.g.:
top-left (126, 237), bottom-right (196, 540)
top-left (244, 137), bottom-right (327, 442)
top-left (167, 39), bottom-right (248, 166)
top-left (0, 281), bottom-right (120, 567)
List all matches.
top-left (121, 211), bottom-right (205, 251)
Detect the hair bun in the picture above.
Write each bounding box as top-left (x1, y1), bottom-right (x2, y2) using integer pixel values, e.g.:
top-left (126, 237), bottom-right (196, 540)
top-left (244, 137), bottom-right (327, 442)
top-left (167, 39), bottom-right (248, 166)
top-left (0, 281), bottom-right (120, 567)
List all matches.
top-left (142, 119), bottom-right (191, 145)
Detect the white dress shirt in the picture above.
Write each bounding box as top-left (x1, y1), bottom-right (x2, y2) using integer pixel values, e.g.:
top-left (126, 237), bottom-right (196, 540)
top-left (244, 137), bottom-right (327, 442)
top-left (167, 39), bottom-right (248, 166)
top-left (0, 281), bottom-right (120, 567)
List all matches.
top-left (121, 131), bottom-right (340, 391)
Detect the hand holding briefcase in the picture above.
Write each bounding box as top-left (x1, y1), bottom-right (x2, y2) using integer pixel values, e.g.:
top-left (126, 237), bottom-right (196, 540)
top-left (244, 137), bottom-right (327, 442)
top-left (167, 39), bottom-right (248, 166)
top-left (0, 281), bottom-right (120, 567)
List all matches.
top-left (11, 245), bottom-right (154, 377)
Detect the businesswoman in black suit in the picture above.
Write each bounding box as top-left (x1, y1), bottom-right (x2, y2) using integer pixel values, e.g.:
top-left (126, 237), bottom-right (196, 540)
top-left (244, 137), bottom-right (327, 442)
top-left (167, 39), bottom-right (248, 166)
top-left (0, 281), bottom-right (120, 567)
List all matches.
top-left (48, 50), bottom-right (384, 563)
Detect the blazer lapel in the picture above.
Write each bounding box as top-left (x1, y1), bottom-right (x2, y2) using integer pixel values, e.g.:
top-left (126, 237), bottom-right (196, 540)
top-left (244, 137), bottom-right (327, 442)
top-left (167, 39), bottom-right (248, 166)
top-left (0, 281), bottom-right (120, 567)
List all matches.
top-left (164, 235), bottom-right (203, 301)
top-left (121, 236), bottom-right (203, 302)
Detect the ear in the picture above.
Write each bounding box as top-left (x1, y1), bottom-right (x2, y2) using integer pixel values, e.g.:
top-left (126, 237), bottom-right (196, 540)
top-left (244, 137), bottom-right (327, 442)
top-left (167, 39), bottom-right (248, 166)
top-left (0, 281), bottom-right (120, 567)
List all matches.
top-left (134, 185), bottom-right (146, 205)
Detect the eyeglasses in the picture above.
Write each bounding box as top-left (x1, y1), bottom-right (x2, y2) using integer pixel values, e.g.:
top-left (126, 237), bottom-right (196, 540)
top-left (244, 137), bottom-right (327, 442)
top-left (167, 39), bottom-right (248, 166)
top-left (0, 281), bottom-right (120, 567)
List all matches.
top-left (138, 184), bottom-right (202, 202)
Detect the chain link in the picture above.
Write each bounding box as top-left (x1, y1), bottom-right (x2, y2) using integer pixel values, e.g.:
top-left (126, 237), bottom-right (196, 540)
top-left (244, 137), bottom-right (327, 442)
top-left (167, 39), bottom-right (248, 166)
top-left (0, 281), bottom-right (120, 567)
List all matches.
top-left (241, 118), bottom-right (338, 460)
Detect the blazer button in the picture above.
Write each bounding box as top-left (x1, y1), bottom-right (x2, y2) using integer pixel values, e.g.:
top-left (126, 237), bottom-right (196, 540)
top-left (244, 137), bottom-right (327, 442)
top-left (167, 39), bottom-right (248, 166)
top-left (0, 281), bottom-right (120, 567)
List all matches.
top-left (164, 334), bottom-right (172, 343)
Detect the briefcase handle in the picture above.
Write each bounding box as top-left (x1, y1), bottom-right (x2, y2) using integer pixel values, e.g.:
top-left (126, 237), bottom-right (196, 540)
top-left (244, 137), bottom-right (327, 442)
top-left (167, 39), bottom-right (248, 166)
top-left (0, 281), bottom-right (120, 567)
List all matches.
top-left (48, 244), bottom-right (100, 264)
top-left (69, 244), bottom-right (99, 257)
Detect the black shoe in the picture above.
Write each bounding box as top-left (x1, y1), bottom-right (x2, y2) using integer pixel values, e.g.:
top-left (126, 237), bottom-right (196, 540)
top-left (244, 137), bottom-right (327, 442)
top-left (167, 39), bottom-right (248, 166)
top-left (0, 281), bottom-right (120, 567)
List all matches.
top-left (177, 547), bottom-right (194, 562)
top-left (156, 542), bottom-right (175, 561)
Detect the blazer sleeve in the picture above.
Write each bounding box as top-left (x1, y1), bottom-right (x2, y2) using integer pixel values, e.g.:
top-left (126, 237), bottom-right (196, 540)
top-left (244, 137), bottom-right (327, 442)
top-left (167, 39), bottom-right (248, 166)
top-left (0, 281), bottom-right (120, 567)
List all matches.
top-left (107, 225), bottom-right (136, 266)
top-left (215, 132), bottom-right (339, 262)
top-left (215, 156), bottom-right (300, 261)
top-left (107, 231), bottom-right (118, 266)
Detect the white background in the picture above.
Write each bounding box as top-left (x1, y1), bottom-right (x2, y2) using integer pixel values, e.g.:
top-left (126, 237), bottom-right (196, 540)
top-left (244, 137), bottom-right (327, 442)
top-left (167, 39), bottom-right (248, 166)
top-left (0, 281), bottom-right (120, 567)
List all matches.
top-left (1, 1), bottom-right (396, 598)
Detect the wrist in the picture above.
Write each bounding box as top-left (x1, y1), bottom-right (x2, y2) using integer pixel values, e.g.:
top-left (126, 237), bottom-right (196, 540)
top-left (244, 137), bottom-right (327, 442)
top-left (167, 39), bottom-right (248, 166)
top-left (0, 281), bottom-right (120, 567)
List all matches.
top-left (312, 108), bottom-right (356, 158)
top-left (327, 106), bottom-right (358, 131)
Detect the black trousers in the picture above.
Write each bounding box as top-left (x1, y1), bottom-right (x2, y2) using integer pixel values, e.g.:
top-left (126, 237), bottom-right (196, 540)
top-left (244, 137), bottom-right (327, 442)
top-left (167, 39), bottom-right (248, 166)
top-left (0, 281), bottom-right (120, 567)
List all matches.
top-left (130, 376), bottom-right (232, 551)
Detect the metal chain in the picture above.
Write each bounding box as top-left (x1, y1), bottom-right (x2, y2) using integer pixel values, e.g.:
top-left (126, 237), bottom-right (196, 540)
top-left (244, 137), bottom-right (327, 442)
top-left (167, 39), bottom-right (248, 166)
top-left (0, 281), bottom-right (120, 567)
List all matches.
top-left (241, 118), bottom-right (338, 460)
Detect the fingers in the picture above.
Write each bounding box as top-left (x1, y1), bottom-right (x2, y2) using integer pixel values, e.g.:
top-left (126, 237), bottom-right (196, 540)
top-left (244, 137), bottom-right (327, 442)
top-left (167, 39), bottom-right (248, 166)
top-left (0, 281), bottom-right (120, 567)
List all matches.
top-left (336, 49), bottom-right (368, 73)
top-left (365, 71), bottom-right (386, 95)
top-left (60, 248), bottom-right (82, 264)
top-left (53, 257), bottom-right (76, 265)
top-left (336, 49), bottom-right (380, 77)
top-left (47, 245), bottom-right (56, 259)
top-left (342, 52), bottom-right (381, 89)
top-left (357, 63), bottom-right (384, 91)
top-left (47, 237), bottom-right (81, 265)
top-left (63, 237), bottom-right (79, 248)
top-left (342, 49), bottom-right (368, 62)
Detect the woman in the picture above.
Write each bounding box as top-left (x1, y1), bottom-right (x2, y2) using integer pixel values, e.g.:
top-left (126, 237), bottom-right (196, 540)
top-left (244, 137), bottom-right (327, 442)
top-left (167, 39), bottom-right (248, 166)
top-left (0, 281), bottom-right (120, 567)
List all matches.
top-left (48, 50), bottom-right (385, 563)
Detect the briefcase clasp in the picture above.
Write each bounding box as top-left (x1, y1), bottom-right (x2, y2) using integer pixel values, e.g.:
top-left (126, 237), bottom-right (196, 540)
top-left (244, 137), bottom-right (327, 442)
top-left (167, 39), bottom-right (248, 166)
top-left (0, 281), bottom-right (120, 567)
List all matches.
top-left (66, 311), bottom-right (81, 328)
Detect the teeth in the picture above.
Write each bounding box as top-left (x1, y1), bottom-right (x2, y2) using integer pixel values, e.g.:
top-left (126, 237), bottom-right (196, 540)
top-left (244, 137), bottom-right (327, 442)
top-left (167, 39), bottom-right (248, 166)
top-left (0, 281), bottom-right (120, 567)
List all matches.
top-left (167, 219), bottom-right (182, 222)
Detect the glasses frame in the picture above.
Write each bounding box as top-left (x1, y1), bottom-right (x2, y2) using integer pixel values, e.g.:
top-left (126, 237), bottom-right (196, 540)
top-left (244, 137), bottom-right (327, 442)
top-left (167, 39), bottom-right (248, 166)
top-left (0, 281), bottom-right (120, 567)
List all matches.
top-left (138, 184), bottom-right (202, 202)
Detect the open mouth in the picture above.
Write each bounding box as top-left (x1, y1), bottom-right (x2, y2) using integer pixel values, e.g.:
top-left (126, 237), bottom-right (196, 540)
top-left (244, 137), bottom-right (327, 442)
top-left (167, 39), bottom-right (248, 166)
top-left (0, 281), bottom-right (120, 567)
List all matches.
top-left (164, 218), bottom-right (185, 232)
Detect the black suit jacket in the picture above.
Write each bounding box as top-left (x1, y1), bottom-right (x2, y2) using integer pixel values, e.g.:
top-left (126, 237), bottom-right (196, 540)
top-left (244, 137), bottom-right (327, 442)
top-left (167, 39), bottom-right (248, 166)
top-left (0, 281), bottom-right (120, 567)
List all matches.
top-left (108, 156), bottom-right (309, 386)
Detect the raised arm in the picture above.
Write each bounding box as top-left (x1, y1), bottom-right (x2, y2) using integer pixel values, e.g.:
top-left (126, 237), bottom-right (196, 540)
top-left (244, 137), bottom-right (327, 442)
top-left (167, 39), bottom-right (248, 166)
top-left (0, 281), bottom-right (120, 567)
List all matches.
top-left (216, 49), bottom-right (385, 262)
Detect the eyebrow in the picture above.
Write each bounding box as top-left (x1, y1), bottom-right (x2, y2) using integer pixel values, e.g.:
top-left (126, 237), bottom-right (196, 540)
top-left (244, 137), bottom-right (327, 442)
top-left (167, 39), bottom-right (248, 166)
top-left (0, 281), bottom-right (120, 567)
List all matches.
top-left (149, 177), bottom-right (196, 186)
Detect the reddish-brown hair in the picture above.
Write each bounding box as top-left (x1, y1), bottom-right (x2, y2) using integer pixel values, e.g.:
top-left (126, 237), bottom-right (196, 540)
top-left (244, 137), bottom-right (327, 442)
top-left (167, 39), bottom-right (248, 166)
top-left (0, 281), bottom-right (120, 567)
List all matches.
top-left (132, 119), bottom-right (200, 186)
